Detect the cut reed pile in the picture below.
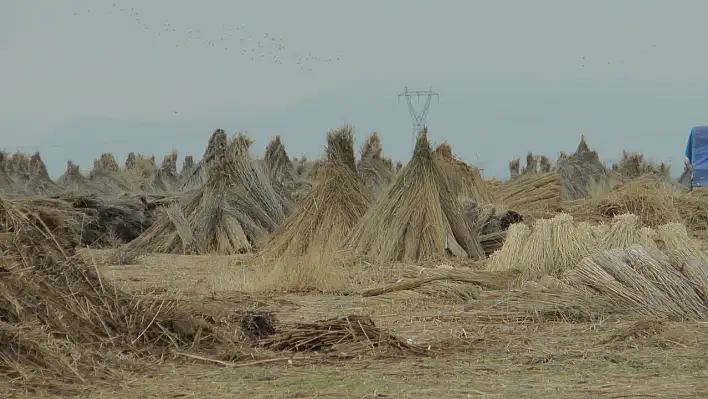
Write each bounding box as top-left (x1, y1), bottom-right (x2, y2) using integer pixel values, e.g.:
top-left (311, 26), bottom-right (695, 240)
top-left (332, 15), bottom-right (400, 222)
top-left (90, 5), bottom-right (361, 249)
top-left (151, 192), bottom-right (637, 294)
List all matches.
top-left (0, 195), bottom-right (245, 393)
top-left (263, 127), bottom-right (372, 260)
top-left (556, 135), bottom-right (619, 200)
top-left (494, 172), bottom-right (563, 220)
top-left (357, 132), bottom-right (394, 197)
top-left (344, 128), bottom-right (485, 263)
top-left (264, 135), bottom-right (297, 183)
top-left (262, 126), bottom-right (372, 292)
top-left (434, 142), bottom-right (495, 204)
top-left (565, 245), bottom-right (708, 320)
top-left (88, 153), bottom-right (135, 194)
top-left (565, 175), bottom-right (708, 234)
top-left (5, 152), bottom-right (31, 185)
top-left (179, 155), bottom-right (196, 185)
top-left (260, 315), bottom-right (428, 357)
top-left (484, 212), bottom-right (692, 286)
top-left (0, 194), bottom-right (153, 248)
top-left (361, 264), bottom-right (517, 302)
top-left (121, 133), bottom-right (290, 256)
top-left (180, 129), bottom-right (228, 190)
top-left (487, 214), bottom-right (596, 284)
top-left (264, 136), bottom-right (311, 202)
top-left (57, 194), bottom-right (155, 246)
top-left (55, 160), bottom-right (102, 194)
top-left (0, 152), bottom-right (16, 192)
top-left (598, 213), bottom-right (658, 250)
top-left (615, 150), bottom-right (671, 179)
top-left (25, 152), bottom-right (61, 196)
top-left (465, 277), bottom-right (611, 323)
top-left (153, 151), bottom-right (179, 191)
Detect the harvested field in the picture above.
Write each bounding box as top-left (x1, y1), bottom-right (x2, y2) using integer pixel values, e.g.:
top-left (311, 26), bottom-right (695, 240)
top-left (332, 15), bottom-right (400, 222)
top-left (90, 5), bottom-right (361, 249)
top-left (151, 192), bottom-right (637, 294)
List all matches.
top-left (2, 128), bottom-right (708, 398)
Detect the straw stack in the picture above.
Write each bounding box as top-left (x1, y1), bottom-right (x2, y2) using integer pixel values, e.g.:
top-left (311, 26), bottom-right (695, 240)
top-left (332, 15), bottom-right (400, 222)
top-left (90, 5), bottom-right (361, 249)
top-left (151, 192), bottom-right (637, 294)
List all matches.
top-left (344, 127), bottom-right (484, 263)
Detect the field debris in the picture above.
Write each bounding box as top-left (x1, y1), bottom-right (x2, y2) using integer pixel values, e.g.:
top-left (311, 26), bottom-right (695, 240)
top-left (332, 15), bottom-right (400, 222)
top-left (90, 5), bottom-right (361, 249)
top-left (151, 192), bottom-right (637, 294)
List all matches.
top-left (260, 315), bottom-right (429, 356)
top-left (0, 196), bottom-right (246, 393)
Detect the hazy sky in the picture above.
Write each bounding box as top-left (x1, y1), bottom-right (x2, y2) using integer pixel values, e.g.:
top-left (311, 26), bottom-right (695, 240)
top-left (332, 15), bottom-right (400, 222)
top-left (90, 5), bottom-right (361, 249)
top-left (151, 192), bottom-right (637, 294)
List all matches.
top-left (2, 0), bottom-right (708, 179)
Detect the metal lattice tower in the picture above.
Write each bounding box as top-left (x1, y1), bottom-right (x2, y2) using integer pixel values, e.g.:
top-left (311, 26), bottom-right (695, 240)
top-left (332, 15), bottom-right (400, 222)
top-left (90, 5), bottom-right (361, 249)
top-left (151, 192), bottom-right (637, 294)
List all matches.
top-left (398, 86), bottom-right (439, 146)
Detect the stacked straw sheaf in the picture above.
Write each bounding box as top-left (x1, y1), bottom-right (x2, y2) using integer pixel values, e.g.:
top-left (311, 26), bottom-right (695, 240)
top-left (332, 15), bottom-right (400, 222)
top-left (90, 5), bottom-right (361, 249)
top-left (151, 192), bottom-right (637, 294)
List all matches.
top-left (264, 135), bottom-right (297, 183)
top-left (556, 135), bottom-right (617, 200)
top-left (5, 152), bottom-right (31, 184)
top-left (26, 152), bottom-right (61, 196)
top-left (486, 213), bottom-right (708, 320)
top-left (121, 131), bottom-right (290, 255)
top-left (263, 126), bottom-right (373, 260)
top-left (263, 136), bottom-right (311, 202)
top-left (179, 155), bottom-right (196, 185)
top-left (262, 126), bottom-right (374, 291)
top-left (357, 132), bottom-right (394, 198)
top-left (344, 127), bottom-right (485, 263)
top-left (180, 129), bottom-right (228, 190)
top-left (488, 213), bottom-right (708, 283)
top-left (566, 245), bottom-right (708, 320)
top-left (565, 175), bottom-right (708, 236)
top-left (494, 171), bottom-right (563, 219)
top-left (87, 153), bottom-right (135, 194)
top-left (154, 151), bottom-right (179, 190)
top-left (433, 142), bottom-right (496, 205)
top-left (55, 160), bottom-right (99, 194)
top-left (616, 150), bottom-right (671, 179)
top-left (0, 152), bottom-right (16, 192)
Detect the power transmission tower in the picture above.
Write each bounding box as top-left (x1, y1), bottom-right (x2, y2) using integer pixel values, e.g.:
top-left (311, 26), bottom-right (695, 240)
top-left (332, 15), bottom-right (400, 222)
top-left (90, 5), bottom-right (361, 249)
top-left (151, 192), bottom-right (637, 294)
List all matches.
top-left (398, 86), bottom-right (439, 147)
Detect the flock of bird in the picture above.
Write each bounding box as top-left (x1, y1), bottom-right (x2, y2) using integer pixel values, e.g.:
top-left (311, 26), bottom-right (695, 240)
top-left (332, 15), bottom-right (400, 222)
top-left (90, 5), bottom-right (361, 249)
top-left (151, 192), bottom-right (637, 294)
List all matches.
top-left (73, 4), bottom-right (342, 73)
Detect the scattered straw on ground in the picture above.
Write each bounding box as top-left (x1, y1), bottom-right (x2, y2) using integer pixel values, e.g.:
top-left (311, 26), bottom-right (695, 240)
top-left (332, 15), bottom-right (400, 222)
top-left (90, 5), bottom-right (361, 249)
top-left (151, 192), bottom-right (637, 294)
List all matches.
top-left (260, 315), bottom-right (429, 357)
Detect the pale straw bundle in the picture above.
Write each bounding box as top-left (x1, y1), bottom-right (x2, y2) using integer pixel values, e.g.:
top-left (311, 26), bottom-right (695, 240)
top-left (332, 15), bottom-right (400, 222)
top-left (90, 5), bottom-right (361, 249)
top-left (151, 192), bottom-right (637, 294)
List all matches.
top-left (601, 213), bottom-right (643, 249)
top-left (549, 213), bottom-right (595, 275)
top-left (589, 222), bottom-right (610, 241)
top-left (520, 219), bottom-right (554, 280)
top-left (656, 223), bottom-right (708, 264)
top-left (624, 246), bottom-right (707, 320)
top-left (486, 223), bottom-right (530, 272)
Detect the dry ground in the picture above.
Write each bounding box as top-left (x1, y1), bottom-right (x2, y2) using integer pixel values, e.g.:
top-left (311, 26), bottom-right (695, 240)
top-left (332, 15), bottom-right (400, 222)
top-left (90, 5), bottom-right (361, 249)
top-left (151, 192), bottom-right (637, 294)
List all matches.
top-left (18, 252), bottom-right (708, 399)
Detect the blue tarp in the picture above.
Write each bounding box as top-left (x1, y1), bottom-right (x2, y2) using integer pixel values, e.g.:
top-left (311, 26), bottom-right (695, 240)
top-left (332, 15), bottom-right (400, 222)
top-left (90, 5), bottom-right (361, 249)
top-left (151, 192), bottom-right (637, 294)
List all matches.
top-left (686, 126), bottom-right (708, 188)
